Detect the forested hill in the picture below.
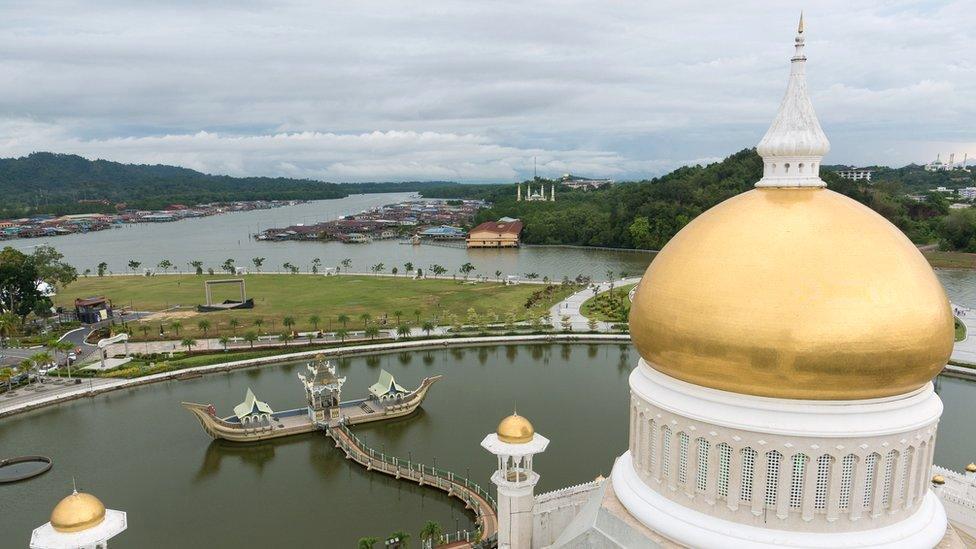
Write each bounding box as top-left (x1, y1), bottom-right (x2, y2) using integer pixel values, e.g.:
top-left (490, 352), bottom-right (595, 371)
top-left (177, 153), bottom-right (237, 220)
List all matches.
top-left (0, 152), bottom-right (458, 218)
top-left (422, 149), bottom-right (951, 250)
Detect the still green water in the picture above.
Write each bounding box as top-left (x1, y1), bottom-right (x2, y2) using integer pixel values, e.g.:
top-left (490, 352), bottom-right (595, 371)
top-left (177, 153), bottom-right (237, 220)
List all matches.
top-left (2, 344), bottom-right (973, 547)
top-left (0, 344), bottom-right (632, 547)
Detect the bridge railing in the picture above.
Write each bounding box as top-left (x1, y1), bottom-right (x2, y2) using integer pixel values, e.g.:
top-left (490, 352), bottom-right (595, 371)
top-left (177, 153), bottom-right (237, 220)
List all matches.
top-left (332, 423), bottom-right (497, 511)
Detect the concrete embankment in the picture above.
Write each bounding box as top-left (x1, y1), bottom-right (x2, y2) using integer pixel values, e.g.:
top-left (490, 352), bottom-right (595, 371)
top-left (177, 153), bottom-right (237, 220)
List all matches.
top-left (0, 334), bottom-right (630, 420)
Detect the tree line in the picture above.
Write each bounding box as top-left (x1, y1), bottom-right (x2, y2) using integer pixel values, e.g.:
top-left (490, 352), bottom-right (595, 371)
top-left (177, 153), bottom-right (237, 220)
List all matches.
top-left (0, 152), bottom-right (461, 218)
top-left (422, 149), bottom-right (973, 252)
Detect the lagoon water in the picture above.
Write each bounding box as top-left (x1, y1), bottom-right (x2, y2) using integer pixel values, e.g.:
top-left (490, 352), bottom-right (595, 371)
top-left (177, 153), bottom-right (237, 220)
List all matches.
top-left (2, 343), bottom-right (974, 547)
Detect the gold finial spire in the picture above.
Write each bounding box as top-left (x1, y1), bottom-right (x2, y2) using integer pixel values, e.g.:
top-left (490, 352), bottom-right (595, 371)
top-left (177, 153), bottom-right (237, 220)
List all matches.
top-left (798, 11), bottom-right (805, 34)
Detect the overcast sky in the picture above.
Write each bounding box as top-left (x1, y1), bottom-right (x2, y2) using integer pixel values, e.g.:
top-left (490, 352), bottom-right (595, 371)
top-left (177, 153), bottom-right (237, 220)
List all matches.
top-left (0, 1), bottom-right (973, 182)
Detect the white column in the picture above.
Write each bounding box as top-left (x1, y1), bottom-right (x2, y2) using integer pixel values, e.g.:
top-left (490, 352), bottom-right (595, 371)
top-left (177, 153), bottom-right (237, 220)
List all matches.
top-left (752, 451), bottom-right (768, 516)
top-left (727, 446), bottom-right (742, 512)
top-left (802, 456), bottom-right (817, 521)
top-left (826, 455), bottom-right (843, 521)
top-left (849, 454), bottom-right (867, 522)
top-left (890, 452), bottom-right (906, 513)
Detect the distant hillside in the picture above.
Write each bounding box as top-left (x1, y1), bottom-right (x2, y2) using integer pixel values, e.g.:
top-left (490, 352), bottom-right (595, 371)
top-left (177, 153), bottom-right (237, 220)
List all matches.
top-left (0, 152), bottom-right (458, 218)
top-left (424, 149), bottom-right (956, 250)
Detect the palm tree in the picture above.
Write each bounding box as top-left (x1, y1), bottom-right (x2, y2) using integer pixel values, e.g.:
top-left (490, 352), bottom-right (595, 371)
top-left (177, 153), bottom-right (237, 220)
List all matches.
top-left (495, 269), bottom-right (502, 281)
top-left (0, 367), bottom-right (13, 392)
top-left (171, 320), bottom-right (182, 336)
top-left (389, 530), bottom-right (411, 548)
top-left (219, 336), bottom-right (230, 350)
top-left (190, 260), bottom-right (204, 275)
top-left (359, 312), bottom-right (371, 330)
top-left (396, 324), bottom-right (411, 339)
top-left (393, 310), bottom-right (403, 325)
top-left (253, 318), bottom-right (264, 334)
top-left (309, 314), bottom-right (321, 332)
top-left (20, 359), bottom-right (34, 387)
top-left (420, 521), bottom-right (443, 548)
top-left (0, 313), bottom-right (17, 348)
top-left (357, 537), bottom-right (378, 549)
top-left (459, 262), bottom-right (475, 279)
top-left (340, 258), bottom-right (352, 271)
top-left (421, 321), bottom-right (435, 336)
top-left (56, 340), bottom-right (74, 378)
top-left (337, 313), bottom-right (349, 328)
top-left (283, 316), bottom-right (296, 334)
top-left (197, 319), bottom-right (211, 338)
top-left (413, 309), bottom-right (422, 325)
top-left (181, 338), bottom-right (196, 352)
top-left (335, 328), bottom-right (349, 343)
top-left (391, 266), bottom-right (398, 277)
top-left (243, 331), bottom-right (257, 348)
top-left (280, 331), bottom-right (294, 346)
top-left (365, 325), bottom-right (380, 340)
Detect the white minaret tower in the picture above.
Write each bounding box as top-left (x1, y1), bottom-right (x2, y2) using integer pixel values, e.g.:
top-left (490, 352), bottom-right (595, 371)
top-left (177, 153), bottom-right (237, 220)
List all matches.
top-left (30, 486), bottom-right (127, 549)
top-left (517, 183), bottom-right (522, 201)
top-left (550, 184), bottom-right (555, 202)
top-left (482, 412), bottom-right (549, 549)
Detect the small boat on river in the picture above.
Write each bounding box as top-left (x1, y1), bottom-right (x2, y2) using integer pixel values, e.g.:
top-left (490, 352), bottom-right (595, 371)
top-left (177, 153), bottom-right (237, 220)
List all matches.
top-left (181, 357), bottom-right (441, 443)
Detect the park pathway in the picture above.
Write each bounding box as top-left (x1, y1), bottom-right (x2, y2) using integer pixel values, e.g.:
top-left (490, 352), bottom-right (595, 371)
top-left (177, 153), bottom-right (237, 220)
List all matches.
top-left (549, 277), bottom-right (641, 332)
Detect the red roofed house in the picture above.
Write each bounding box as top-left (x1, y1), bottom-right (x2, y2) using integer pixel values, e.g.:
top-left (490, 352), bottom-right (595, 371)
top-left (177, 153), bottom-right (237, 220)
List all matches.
top-left (466, 218), bottom-right (523, 248)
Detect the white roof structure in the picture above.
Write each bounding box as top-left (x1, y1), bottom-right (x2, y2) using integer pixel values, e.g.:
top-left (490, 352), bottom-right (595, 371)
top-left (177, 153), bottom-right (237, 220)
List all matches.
top-left (30, 509), bottom-right (126, 549)
top-left (368, 370), bottom-right (407, 399)
top-left (233, 387), bottom-right (273, 419)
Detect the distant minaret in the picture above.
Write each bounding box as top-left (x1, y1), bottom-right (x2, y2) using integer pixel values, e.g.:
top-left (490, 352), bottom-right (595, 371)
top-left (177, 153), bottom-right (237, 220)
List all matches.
top-left (517, 183), bottom-right (522, 202)
top-left (533, 157), bottom-right (537, 181)
top-left (550, 184), bottom-right (555, 202)
top-left (949, 153), bottom-right (956, 170)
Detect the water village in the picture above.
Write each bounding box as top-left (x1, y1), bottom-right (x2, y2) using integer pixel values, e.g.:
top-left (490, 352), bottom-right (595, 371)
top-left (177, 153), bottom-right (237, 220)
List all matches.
top-left (254, 198), bottom-right (485, 243)
top-left (0, 199), bottom-right (299, 240)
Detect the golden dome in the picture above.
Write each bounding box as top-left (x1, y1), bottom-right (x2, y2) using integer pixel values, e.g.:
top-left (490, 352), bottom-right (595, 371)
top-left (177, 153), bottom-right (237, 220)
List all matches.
top-left (50, 491), bottom-right (106, 533)
top-left (932, 475), bottom-right (946, 485)
top-left (629, 187), bottom-right (954, 400)
top-left (497, 413), bottom-right (534, 444)
top-left (966, 463), bottom-right (976, 473)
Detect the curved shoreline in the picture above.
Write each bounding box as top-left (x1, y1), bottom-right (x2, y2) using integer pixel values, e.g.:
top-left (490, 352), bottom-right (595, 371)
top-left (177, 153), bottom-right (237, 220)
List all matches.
top-left (0, 334), bottom-right (630, 420)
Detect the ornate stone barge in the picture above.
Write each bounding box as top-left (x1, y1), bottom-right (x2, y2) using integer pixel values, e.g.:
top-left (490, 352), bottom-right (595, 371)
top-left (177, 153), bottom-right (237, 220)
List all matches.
top-left (181, 357), bottom-right (441, 443)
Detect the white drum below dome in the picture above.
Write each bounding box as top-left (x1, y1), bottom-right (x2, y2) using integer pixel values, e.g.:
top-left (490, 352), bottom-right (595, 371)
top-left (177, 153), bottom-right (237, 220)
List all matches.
top-left (612, 361), bottom-right (948, 547)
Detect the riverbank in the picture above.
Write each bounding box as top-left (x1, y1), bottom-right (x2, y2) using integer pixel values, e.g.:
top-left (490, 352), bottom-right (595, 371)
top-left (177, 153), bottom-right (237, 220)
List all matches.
top-left (54, 274), bottom-right (575, 341)
top-left (0, 334), bottom-right (630, 419)
top-left (925, 250), bottom-right (976, 270)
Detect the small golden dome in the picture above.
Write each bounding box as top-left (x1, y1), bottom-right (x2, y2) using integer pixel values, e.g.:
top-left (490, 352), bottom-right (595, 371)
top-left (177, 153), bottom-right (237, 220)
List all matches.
top-left (966, 463), bottom-right (976, 473)
top-left (932, 475), bottom-right (946, 485)
top-left (497, 413), bottom-right (534, 444)
top-left (629, 188), bottom-right (954, 400)
top-left (50, 491), bottom-right (106, 533)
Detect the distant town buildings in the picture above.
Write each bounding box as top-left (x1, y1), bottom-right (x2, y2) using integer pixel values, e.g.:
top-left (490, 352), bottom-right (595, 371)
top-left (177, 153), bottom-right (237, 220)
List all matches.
top-left (256, 199), bottom-right (486, 243)
top-left (834, 167), bottom-right (873, 182)
top-left (926, 152), bottom-right (971, 172)
top-left (959, 187), bottom-right (976, 200)
top-left (558, 173), bottom-right (614, 190)
top-left (0, 200), bottom-right (296, 241)
top-left (466, 217), bottom-right (523, 248)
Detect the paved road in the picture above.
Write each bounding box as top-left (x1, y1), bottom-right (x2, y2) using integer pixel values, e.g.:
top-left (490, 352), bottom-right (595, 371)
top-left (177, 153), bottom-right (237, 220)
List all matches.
top-left (549, 277), bottom-right (641, 332)
top-left (0, 311), bottom-right (150, 368)
top-left (951, 304), bottom-right (976, 365)
top-left (0, 376), bottom-right (122, 415)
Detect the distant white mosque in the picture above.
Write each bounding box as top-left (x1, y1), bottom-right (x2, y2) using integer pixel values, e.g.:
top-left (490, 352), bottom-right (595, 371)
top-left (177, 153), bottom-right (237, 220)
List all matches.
top-left (517, 182), bottom-right (555, 202)
top-left (926, 153), bottom-right (971, 172)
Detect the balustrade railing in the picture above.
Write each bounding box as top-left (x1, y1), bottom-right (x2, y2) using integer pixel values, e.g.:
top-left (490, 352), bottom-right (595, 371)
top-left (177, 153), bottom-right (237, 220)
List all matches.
top-left (330, 423), bottom-right (497, 511)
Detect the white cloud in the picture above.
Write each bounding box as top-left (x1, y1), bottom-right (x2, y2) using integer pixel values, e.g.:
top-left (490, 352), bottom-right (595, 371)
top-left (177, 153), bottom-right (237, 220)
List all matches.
top-left (0, 1), bottom-right (973, 180)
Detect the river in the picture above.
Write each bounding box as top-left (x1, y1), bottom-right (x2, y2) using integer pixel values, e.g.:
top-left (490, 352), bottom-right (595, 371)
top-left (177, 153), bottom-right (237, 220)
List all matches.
top-left (2, 343), bottom-right (974, 547)
top-left (2, 193), bottom-right (653, 284)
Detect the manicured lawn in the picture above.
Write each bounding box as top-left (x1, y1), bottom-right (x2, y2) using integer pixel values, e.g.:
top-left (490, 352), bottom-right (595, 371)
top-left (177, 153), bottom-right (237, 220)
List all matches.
top-left (56, 274), bottom-right (574, 340)
top-left (956, 317), bottom-right (967, 342)
top-left (924, 250), bottom-right (976, 270)
top-left (580, 283), bottom-right (637, 322)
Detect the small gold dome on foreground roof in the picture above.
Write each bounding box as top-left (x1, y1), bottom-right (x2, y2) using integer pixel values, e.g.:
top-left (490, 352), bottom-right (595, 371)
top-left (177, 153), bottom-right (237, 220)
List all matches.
top-left (966, 463), bottom-right (976, 473)
top-left (497, 413), bottom-right (534, 444)
top-left (50, 491), bottom-right (106, 533)
top-left (932, 475), bottom-right (946, 485)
